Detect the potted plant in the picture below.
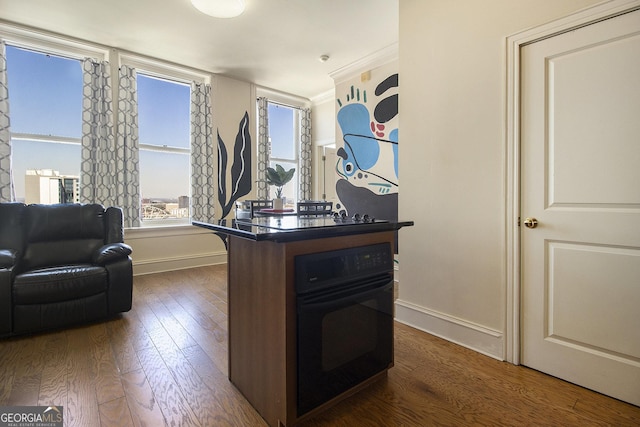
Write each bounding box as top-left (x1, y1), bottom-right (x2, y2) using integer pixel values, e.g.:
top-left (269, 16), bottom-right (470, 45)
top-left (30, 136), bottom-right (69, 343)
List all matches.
top-left (266, 164), bottom-right (295, 210)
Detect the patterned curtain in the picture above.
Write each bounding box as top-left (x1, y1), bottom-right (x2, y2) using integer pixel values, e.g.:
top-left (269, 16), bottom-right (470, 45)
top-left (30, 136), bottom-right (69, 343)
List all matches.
top-left (256, 97), bottom-right (270, 199)
top-left (0, 41), bottom-right (14, 202)
top-left (191, 82), bottom-right (215, 223)
top-left (299, 107), bottom-right (312, 200)
top-left (80, 58), bottom-right (115, 205)
top-left (115, 65), bottom-right (141, 227)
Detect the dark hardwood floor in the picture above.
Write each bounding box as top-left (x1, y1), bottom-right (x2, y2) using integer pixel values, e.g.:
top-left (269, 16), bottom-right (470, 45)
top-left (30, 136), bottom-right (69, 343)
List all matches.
top-left (1, 264), bottom-right (638, 426)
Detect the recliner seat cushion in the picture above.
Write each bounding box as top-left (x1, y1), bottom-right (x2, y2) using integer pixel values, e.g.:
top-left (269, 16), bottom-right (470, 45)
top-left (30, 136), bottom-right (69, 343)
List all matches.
top-left (13, 265), bottom-right (107, 305)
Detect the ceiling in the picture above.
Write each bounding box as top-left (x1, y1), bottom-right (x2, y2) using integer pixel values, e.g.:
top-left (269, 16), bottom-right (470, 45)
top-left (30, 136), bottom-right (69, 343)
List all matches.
top-left (0, 0), bottom-right (399, 100)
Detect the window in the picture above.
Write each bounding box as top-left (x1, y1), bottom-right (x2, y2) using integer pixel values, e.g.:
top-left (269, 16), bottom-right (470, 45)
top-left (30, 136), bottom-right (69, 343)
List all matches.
top-left (6, 45), bottom-right (82, 204)
top-left (137, 73), bottom-right (191, 223)
top-left (268, 102), bottom-right (299, 202)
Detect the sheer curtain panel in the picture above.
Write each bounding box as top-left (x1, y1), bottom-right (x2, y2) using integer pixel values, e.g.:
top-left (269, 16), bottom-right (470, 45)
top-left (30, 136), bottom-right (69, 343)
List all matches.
top-left (115, 65), bottom-right (141, 227)
top-left (81, 58), bottom-right (115, 206)
top-left (257, 96), bottom-right (270, 200)
top-left (0, 41), bottom-right (14, 202)
top-left (299, 107), bottom-right (312, 200)
top-left (191, 82), bottom-right (215, 223)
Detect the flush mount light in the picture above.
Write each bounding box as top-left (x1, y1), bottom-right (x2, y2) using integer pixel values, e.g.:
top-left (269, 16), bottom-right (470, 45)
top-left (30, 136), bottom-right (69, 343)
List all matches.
top-left (191, 0), bottom-right (245, 18)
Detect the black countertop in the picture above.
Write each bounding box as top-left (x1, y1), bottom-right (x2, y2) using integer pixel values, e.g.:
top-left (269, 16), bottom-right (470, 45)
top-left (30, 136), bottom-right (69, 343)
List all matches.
top-left (193, 216), bottom-right (413, 242)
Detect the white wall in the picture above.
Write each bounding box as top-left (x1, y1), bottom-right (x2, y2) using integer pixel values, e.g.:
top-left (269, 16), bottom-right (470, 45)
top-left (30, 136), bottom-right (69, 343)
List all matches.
top-left (397, 0), bottom-right (601, 359)
top-left (311, 91), bottom-right (335, 147)
top-left (310, 93), bottom-right (336, 200)
top-left (125, 226), bottom-right (226, 275)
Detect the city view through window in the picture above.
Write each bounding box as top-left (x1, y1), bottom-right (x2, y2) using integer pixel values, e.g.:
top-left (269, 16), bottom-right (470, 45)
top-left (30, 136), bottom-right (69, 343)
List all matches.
top-left (6, 46), bottom-right (191, 222)
top-left (137, 73), bottom-right (191, 221)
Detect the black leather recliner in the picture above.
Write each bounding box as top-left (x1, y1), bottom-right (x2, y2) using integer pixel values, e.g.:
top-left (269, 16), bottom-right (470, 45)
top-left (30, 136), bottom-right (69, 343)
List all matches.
top-left (0, 203), bottom-right (133, 337)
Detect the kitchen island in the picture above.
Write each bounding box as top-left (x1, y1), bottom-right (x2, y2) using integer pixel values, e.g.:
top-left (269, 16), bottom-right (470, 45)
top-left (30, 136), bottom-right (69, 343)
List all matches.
top-left (193, 216), bottom-right (412, 427)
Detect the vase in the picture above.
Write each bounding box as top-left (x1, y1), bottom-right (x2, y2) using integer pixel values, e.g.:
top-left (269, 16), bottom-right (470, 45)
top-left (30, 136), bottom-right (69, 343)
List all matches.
top-left (273, 198), bottom-right (284, 210)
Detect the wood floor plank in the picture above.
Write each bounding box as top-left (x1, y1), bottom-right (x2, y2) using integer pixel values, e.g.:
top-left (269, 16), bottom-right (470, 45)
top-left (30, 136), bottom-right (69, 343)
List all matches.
top-left (37, 367), bottom-right (67, 410)
top-left (143, 289), bottom-right (198, 351)
top-left (37, 330), bottom-right (69, 407)
top-left (114, 310), bottom-right (155, 353)
top-left (106, 316), bottom-right (143, 375)
top-left (164, 283), bottom-right (229, 371)
top-left (121, 368), bottom-right (166, 427)
top-left (6, 372), bottom-right (40, 406)
top-left (87, 322), bottom-right (125, 404)
top-left (4, 334), bottom-right (46, 406)
top-left (144, 312), bottom-right (226, 426)
top-left (161, 288), bottom-right (230, 377)
top-left (65, 326), bottom-right (100, 427)
top-left (166, 285), bottom-right (226, 339)
top-left (181, 343), bottom-right (268, 427)
top-left (98, 396), bottom-right (135, 427)
top-left (135, 343), bottom-right (201, 426)
top-left (0, 338), bottom-right (17, 403)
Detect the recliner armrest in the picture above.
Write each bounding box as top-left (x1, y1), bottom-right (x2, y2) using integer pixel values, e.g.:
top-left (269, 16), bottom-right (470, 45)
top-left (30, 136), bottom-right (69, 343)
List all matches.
top-left (0, 249), bottom-right (17, 269)
top-left (93, 243), bottom-right (133, 265)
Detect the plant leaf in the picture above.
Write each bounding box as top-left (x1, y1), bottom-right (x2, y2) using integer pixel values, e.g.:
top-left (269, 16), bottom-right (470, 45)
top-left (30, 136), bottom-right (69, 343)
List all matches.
top-left (224, 111), bottom-right (252, 217)
top-left (217, 130), bottom-right (228, 213)
top-left (265, 164), bottom-right (295, 188)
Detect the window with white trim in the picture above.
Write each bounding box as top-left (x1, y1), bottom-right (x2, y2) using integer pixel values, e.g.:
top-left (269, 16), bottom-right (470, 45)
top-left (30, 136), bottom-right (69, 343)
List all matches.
top-left (6, 45), bottom-right (82, 204)
top-left (268, 102), bottom-right (300, 202)
top-left (136, 73), bottom-right (191, 223)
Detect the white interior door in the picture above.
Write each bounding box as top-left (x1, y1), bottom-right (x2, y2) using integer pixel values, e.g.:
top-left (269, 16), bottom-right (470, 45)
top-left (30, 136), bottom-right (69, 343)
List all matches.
top-left (520, 9), bottom-right (640, 406)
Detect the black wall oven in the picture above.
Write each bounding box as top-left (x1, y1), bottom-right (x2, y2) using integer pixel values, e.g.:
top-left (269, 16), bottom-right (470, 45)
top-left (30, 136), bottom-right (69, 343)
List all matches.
top-left (295, 242), bottom-right (394, 416)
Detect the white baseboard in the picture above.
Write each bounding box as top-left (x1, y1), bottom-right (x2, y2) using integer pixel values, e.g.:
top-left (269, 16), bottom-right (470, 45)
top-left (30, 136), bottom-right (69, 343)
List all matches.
top-left (395, 299), bottom-right (504, 361)
top-left (132, 252), bottom-right (227, 276)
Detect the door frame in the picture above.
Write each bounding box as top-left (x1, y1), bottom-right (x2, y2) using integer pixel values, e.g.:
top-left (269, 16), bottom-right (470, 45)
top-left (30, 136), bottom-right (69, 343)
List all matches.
top-left (504, 0), bottom-right (640, 364)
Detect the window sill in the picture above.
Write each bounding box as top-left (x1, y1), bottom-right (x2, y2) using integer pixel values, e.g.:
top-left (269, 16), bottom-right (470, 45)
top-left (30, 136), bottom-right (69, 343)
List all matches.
top-left (125, 222), bottom-right (212, 240)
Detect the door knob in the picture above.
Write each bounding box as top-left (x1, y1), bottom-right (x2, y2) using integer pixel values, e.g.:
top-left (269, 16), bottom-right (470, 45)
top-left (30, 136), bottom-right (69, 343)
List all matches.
top-left (523, 217), bottom-right (538, 229)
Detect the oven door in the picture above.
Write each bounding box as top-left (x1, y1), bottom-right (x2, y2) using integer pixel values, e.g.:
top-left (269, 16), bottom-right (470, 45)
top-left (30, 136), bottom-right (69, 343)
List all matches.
top-left (296, 273), bottom-right (394, 416)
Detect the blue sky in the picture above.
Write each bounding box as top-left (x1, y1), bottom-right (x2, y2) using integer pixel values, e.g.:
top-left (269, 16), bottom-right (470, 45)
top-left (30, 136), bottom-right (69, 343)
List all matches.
top-left (268, 103), bottom-right (294, 160)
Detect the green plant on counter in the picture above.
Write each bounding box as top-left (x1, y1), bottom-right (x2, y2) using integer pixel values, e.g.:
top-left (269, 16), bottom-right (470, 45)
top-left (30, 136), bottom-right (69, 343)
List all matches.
top-left (265, 164), bottom-right (295, 198)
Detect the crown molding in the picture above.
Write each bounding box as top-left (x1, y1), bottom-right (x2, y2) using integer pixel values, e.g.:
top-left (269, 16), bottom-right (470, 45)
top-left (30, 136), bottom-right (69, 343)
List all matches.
top-left (310, 88), bottom-right (335, 106)
top-left (255, 85), bottom-right (311, 108)
top-left (329, 42), bottom-right (398, 85)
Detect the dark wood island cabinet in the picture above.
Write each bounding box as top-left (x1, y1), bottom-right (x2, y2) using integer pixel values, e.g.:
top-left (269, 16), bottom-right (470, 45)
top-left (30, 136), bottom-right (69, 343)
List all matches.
top-left (194, 217), bottom-right (412, 426)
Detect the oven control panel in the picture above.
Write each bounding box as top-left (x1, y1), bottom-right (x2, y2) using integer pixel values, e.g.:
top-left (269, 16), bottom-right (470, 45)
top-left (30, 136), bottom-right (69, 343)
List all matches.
top-left (295, 242), bottom-right (393, 293)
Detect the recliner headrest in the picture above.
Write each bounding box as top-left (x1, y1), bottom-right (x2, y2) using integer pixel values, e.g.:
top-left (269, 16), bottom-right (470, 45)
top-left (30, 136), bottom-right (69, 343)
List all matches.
top-left (24, 203), bottom-right (106, 243)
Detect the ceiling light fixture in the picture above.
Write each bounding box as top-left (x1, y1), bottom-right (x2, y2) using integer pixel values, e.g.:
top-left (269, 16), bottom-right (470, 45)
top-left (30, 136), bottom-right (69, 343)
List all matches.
top-left (191, 0), bottom-right (245, 18)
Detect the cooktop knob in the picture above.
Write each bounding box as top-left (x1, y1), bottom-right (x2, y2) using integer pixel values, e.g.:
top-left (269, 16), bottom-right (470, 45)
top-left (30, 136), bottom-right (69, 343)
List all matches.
top-left (352, 213), bottom-right (361, 222)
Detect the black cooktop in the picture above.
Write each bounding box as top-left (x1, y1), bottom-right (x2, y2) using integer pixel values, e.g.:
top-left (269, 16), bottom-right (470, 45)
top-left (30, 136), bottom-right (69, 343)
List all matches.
top-left (235, 215), bottom-right (388, 231)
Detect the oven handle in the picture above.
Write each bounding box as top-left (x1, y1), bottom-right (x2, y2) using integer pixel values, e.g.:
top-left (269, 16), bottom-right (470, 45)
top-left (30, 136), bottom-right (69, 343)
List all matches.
top-left (298, 278), bottom-right (393, 311)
